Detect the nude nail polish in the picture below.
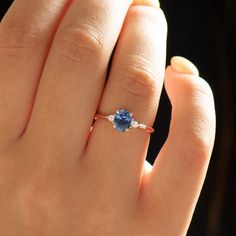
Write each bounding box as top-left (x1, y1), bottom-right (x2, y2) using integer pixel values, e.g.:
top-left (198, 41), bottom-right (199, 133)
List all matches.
top-left (133, 0), bottom-right (160, 8)
top-left (171, 56), bottom-right (199, 76)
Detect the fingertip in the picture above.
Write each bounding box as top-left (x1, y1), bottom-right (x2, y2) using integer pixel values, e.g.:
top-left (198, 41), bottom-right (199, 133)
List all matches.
top-left (165, 61), bottom-right (212, 102)
top-left (164, 59), bottom-right (216, 147)
top-left (171, 56), bottom-right (199, 76)
top-left (165, 63), bottom-right (213, 100)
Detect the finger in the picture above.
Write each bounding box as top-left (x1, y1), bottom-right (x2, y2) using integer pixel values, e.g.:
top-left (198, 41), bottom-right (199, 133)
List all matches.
top-left (0, 0), bottom-right (69, 147)
top-left (86, 5), bottom-right (167, 198)
top-left (140, 57), bottom-right (216, 235)
top-left (23, 0), bottom-right (133, 158)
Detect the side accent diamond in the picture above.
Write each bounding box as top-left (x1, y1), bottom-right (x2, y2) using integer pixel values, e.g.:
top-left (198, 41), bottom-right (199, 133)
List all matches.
top-left (139, 124), bottom-right (146, 129)
top-left (106, 115), bottom-right (114, 122)
top-left (131, 120), bottom-right (139, 128)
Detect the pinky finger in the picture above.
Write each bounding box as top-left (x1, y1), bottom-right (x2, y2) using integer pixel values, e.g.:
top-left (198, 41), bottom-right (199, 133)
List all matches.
top-left (140, 57), bottom-right (216, 235)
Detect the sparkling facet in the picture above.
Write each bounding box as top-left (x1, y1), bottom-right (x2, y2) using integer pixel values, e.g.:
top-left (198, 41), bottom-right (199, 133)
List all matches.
top-left (107, 115), bottom-right (114, 122)
top-left (131, 120), bottom-right (139, 128)
top-left (113, 110), bottom-right (132, 132)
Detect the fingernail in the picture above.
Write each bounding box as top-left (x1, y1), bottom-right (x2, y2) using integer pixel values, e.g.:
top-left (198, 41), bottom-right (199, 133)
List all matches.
top-left (133, 0), bottom-right (160, 8)
top-left (171, 56), bottom-right (199, 76)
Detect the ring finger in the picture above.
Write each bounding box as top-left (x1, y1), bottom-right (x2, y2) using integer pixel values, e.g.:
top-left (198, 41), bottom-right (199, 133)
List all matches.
top-left (86, 5), bottom-right (167, 198)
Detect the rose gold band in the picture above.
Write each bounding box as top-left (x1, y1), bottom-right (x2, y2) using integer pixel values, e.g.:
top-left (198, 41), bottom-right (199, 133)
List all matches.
top-left (94, 113), bottom-right (155, 134)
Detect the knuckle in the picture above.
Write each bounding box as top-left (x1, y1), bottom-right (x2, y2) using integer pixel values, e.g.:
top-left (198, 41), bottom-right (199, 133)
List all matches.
top-left (117, 62), bottom-right (159, 99)
top-left (196, 78), bottom-right (214, 100)
top-left (56, 26), bottom-right (105, 65)
top-left (0, 28), bottom-right (38, 58)
top-left (185, 76), bottom-right (214, 100)
top-left (178, 133), bottom-right (212, 168)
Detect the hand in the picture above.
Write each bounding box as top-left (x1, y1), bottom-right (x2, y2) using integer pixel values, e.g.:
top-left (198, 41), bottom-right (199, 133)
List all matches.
top-left (0, 0), bottom-right (215, 235)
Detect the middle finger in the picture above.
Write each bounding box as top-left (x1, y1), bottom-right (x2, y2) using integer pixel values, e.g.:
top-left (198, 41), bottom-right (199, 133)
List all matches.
top-left (23, 0), bottom-right (132, 158)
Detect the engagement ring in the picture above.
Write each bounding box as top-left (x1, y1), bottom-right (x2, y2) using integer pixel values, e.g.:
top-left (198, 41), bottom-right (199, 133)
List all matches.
top-left (94, 109), bottom-right (154, 133)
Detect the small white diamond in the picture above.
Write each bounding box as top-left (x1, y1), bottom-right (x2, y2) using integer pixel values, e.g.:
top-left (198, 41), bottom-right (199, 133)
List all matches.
top-left (139, 124), bottom-right (146, 129)
top-left (131, 120), bottom-right (139, 128)
top-left (107, 115), bottom-right (114, 122)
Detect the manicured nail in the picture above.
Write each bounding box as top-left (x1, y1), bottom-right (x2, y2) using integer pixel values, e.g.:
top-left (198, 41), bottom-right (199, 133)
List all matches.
top-left (133, 0), bottom-right (160, 8)
top-left (171, 56), bottom-right (199, 76)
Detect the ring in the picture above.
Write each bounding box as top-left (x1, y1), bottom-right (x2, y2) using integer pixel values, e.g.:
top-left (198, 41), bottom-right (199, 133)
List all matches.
top-left (94, 109), bottom-right (154, 133)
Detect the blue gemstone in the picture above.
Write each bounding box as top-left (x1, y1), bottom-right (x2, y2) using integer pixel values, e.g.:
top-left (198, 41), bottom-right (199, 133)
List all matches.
top-left (114, 110), bottom-right (132, 132)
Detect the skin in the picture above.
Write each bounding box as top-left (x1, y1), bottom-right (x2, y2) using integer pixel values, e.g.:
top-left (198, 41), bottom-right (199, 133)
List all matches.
top-left (0, 0), bottom-right (216, 235)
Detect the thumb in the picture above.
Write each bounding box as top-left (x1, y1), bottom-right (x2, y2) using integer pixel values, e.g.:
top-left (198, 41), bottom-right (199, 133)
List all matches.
top-left (140, 56), bottom-right (216, 235)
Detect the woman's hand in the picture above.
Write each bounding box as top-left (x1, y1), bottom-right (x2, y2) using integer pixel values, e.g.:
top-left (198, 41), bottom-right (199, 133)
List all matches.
top-left (0, 0), bottom-right (215, 235)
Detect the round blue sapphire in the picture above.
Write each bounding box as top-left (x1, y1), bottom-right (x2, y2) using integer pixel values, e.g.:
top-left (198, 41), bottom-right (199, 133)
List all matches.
top-left (113, 110), bottom-right (132, 132)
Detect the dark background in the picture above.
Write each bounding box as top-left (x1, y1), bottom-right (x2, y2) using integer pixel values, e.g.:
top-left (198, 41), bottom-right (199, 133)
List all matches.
top-left (1, 0), bottom-right (235, 235)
